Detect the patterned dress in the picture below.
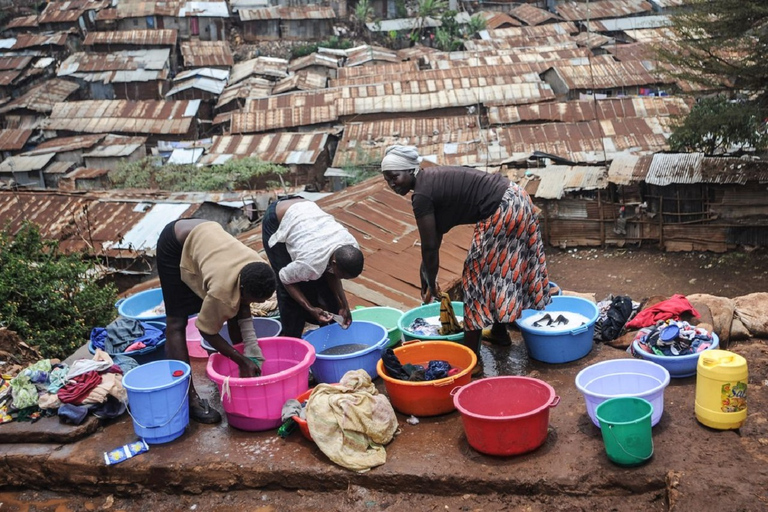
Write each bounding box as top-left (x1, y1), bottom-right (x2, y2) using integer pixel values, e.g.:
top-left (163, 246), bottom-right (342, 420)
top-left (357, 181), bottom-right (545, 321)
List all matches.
top-left (461, 183), bottom-right (551, 330)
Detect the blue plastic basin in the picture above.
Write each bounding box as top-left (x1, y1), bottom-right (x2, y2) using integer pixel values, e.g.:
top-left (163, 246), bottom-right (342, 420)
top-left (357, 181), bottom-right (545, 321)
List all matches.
top-left (302, 321), bottom-right (388, 383)
top-left (88, 320), bottom-right (167, 365)
top-left (200, 317), bottom-right (283, 354)
top-left (116, 288), bottom-right (165, 322)
top-left (515, 296), bottom-right (598, 364)
top-left (632, 333), bottom-right (720, 378)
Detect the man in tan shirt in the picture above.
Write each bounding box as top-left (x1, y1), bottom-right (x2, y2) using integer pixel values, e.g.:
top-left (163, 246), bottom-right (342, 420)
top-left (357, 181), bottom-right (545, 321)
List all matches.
top-left (157, 219), bottom-right (276, 424)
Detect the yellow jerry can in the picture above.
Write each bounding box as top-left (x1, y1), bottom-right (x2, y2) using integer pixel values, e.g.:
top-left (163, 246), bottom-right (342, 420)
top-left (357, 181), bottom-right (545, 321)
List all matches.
top-left (695, 350), bottom-right (748, 430)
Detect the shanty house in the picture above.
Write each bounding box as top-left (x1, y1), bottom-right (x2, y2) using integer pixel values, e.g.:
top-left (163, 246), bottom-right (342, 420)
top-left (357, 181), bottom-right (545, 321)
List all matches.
top-left (10, 31), bottom-right (80, 56)
top-left (81, 135), bottom-right (148, 169)
top-left (0, 152), bottom-right (55, 188)
top-left (42, 160), bottom-right (79, 188)
top-left (288, 52), bottom-right (340, 80)
top-left (57, 49), bottom-right (171, 100)
top-left (23, 134), bottom-right (106, 167)
top-left (37, 0), bottom-right (110, 33)
top-left (59, 167), bottom-right (110, 191)
top-left (180, 40), bottom-right (234, 69)
top-left (82, 29), bottom-right (179, 68)
top-left (239, 6), bottom-right (335, 41)
top-left (0, 129), bottom-right (33, 160)
top-left (0, 78), bottom-right (81, 128)
top-left (166, 68), bottom-right (229, 101)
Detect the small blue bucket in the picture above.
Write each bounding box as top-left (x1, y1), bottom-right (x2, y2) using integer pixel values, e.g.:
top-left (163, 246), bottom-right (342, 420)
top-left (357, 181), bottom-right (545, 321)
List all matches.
top-left (116, 288), bottom-right (166, 322)
top-left (123, 360), bottom-right (191, 444)
top-left (302, 321), bottom-right (388, 383)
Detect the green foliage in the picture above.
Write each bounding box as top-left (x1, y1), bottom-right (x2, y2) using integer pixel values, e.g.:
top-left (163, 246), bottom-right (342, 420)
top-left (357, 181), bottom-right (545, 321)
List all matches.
top-left (464, 14), bottom-right (487, 37)
top-left (395, 0), bottom-right (407, 18)
top-left (291, 36), bottom-right (354, 60)
top-left (656, 0), bottom-right (768, 106)
top-left (0, 223), bottom-right (117, 359)
top-left (410, 0), bottom-right (448, 41)
top-left (668, 96), bottom-right (768, 155)
top-left (110, 156), bottom-right (287, 191)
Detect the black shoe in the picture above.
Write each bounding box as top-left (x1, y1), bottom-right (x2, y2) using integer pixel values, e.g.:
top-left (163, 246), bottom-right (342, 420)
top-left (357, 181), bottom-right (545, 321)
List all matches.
top-left (533, 313), bottom-right (553, 328)
top-left (190, 397), bottom-right (222, 424)
top-left (552, 314), bottom-right (569, 326)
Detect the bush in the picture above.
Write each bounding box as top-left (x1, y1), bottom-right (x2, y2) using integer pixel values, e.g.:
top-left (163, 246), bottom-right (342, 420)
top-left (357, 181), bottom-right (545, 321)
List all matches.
top-left (0, 223), bottom-right (117, 359)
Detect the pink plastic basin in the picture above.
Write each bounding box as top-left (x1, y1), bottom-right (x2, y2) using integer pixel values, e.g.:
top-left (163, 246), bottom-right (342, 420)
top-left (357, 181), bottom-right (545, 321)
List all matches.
top-left (206, 337), bottom-right (316, 431)
top-left (185, 316), bottom-right (209, 359)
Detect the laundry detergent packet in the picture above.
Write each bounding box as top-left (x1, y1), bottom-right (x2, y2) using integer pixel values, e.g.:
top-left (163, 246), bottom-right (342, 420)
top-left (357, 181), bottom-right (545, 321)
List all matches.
top-left (104, 439), bottom-right (149, 465)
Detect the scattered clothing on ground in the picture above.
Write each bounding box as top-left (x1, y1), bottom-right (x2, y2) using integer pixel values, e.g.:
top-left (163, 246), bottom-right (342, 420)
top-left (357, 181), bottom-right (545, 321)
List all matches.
top-left (625, 294), bottom-right (699, 330)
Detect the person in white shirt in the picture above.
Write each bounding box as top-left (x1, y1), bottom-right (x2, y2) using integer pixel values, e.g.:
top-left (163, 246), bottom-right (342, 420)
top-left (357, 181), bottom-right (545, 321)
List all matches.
top-left (262, 197), bottom-right (364, 338)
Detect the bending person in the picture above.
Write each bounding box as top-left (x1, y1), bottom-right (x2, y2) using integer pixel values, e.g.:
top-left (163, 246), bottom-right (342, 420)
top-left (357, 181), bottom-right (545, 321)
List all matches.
top-left (262, 197), bottom-right (364, 338)
top-left (380, 145), bottom-right (551, 370)
top-left (157, 219), bottom-right (276, 424)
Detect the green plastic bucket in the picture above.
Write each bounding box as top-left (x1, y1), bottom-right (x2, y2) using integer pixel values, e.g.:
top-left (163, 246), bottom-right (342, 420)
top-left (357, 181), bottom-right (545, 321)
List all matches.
top-left (595, 397), bottom-right (654, 466)
top-left (352, 306), bottom-right (404, 348)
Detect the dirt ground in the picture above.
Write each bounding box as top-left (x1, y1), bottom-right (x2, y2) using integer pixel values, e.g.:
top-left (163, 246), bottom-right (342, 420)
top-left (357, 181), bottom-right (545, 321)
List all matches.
top-left (3, 247), bottom-right (768, 512)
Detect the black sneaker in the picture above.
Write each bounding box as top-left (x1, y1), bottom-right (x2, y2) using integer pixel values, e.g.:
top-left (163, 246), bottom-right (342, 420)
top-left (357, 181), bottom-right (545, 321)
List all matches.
top-left (190, 397), bottom-right (222, 424)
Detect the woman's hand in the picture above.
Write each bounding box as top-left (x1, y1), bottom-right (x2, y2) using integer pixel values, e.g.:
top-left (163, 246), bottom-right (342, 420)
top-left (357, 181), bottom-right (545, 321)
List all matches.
top-left (311, 307), bottom-right (333, 324)
top-left (338, 307), bottom-right (352, 329)
top-left (421, 282), bottom-right (441, 304)
top-left (237, 357), bottom-right (261, 378)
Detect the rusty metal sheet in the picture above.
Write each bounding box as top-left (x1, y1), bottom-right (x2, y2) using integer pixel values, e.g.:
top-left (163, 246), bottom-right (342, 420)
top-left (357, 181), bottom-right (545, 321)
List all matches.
top-left (181, 41), bottom-right (234, 68)
top-left (12, 32), bottom-right (70, 50)
top-left (0, 55), bottom-right (33, 71)
top-left (272, 71), bottom-right (327, 94)
top-left (699, 157), bottom-right (768, 185)
top-left (200, 132), bottom-right (328, 165)
top-left (39, 0), bottom-right (110, 24)
top-left (555, 0), bottom-right (653, 21)
top-left (215, 77), bottom-right (272, 110)
top-left (0, 78), bottom-right (79, 115)
top-left (66, 167), bottom-right (109, 179)
top-left (344, 46), bottom-right (400, 67)
top-left (25, 134), bottom-right (105, 156)
top-left (4, 15), bottom-right (39, 29)
top-left (0, 153), bottom-right (55, 173)
top-left (465, 34), bottom-right (577, 51)
top-left (239, 5), bottom-right (334, 21)
top-left (509, 4), bottom-right (561, 26)
top-left (229, 57), bottom-right (288, 85)
top-left (331, 63), bottom-right (544, 87)
top-left (113, 0), bottom-right (181, 18)
top-left (46, 100), bottom-right (198, 135)
top-left (0, 129), bottom-right (32, 151)
top-left (489, 22), bottom-right (579, 40)
top-left (481, 12), bottom-right (522, 30)
top-left (231, 90), bottom-right (339, 133)
top-left (84, 29), bottom-right (178, 47)
top-left (336, 61), bottom-right (417, 80)
top-left (288, 53), bottom-right (339, 72)
top-left (545, 58), bottom-right (671, 89)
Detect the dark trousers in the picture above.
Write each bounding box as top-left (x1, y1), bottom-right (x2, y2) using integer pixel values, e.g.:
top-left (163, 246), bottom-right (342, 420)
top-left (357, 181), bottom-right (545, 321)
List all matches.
top-left (156, 220), bottom-right (203, 318)
top-left (261, 200), bottom-right (339, 338)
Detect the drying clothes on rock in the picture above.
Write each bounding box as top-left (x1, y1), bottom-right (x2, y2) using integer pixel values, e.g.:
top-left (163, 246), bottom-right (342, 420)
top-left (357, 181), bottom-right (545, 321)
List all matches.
top-left (438, 293), bottom-right (463, 335)
top-left (518, 311), bottom-right (590, 330)
top-left (58, 403), bottom-right (89, 425)
top-left (594, 296), bottom-right (638, 342)
top-left (10, 373), bottom-right (38, 410)
top-left (57, 371), bottom-right (102, 405)
top-left (305, 369), bottom-right (398, 472)
top-left (89, 317), bottom-right (164, 354)
top-left (81, 373), bottom-right (126, 405)
top-left (38, 392), bottom-right (62, 410)
top-left (625, 294), bottom-right (699, 330)
top-left (633, 321), bottom-right (713, 357)
top-left (46, 365), bottom-right (70, 394)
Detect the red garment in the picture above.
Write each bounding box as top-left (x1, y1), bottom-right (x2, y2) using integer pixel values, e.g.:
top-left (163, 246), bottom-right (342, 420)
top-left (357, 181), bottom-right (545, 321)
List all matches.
top-left (625, 294), bottom-right (700, 330)
top-left (57, 371), bottom-right (102, 405)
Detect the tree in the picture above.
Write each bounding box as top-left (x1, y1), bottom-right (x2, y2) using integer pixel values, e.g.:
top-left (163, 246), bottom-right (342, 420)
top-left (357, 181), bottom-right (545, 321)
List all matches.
top-left (667, 96), bottom-right (768, 155)
top-left (0, 222), bottom-right (117, 359)
top-left (657, 0), bottom-right (768, 106)
top-left (410, 0), bottom-right (447, 43)
top-left (351, 0), bottom-right (375, 40)
top-left (110, 156), bottom-right (287, 192)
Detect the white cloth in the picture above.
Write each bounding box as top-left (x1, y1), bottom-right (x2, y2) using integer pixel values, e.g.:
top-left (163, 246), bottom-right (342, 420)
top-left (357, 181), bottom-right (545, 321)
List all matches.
top-left (380, 145), bottom-right (420, 172)
top-left (268, 201), bottom-right (358, 285)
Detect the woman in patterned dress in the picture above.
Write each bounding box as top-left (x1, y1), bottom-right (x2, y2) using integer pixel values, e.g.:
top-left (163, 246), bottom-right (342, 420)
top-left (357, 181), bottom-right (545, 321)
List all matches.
top-left (380, 145), bottom-right (551, 367)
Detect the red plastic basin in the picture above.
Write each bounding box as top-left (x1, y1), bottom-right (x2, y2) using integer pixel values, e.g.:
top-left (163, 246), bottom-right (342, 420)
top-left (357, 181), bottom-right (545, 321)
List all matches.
top-left (452, 376), bottom-right (560, 456)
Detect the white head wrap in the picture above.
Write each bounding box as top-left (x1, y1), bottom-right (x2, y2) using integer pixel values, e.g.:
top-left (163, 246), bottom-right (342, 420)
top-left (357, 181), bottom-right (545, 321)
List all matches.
top-left (381, 145), bottom-right (421, 175)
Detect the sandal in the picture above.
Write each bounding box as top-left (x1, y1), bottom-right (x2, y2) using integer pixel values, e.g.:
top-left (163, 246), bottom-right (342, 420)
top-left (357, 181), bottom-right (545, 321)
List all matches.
top-left (532, 313), bottom-right (553, 328)
top-left (190, 397), bottom-right (222, 424)
top-left (551, 314), bottom-right (569, 327)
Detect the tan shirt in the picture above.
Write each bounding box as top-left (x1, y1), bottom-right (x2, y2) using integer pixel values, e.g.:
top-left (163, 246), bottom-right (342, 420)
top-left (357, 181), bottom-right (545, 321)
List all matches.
top-left (179, 222), bottom-right (266, 335)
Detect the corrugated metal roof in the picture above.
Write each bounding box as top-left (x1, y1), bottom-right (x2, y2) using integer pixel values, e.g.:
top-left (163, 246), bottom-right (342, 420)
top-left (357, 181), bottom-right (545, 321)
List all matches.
top-left (167, 147), bottom-right (204, 164)
top-left (544, 58), bottom-right (670, 89)
top-left (231, 90), bottom-right (339, 133)
top-left (4, 15), bottom-right (40, 29)
top-left (167, 76), bottom-right (226, 96)
top-left (496, 118), bottom-right (670, 163)
top-left (200, 132), bottom-right (328, 165)
top-left (65, 167), bottom-right (109, 179)
top-left (426, 47), bottom-right (590, 70)
top-left (84, 29), bottom-right (178, 47)
top-left (336, 60), bottom-right (418, 79)
top-left (0, 153), bottom-right (55, 173)
top-left (181, 40), bottom-right (234, 68)
top-left (607, 152), bottom-right (641, 185)
top-left (646, 153), bottom-right (704, 185)
top-left (234, 178), bottom-right (476, 310)
top-left (365, 13), bottom-right (469, 33)
top-left (337, 80), bottom-right (555, 116)
top-left (480, 12), bottom-right (522, 30)
top-left (59, 49), bottom-right (170, 74)
top-left (178, 1), bottom-right (229, 18)
top-left (108, 203), bottom-right (194, 251)
top-left (344, 45), bottom-right (400, 67)
top-left (488, 97), bottom-right (691, 125)
top-left (332, 116), bottom-right (483, 168)
top-left (572, 32), bottom-right (612, 49)
top-left (0, 38), bottom-right (15, 49)
top-left (490, 21), bottom-right (579, 39)
top-left (509, 4), bottom-right (561, 26)
top-left (25, 134), bottom-right (106, 156)
top-left (12, 32), bottom-right (70, 49)
top-left (396, 44), bottom-right (440, 62)
top-left (0, 55), bottom-right (33, 71)
top-left (331, 63), bottom-right (544, 87)
top-left (465, 34), bottom-right (577, 51)
top-left (555, 0), bottom-right (653, 21)
top-left (288, 52), bottom-right (339, 72)
top-left (590, 15), bottom-right (671, 32)
top-left (239, 5), bottom-right (334, 21)
top-left (272, 71), bottom-right (327, 94)
top-left (111, 0), bottom-right (182, 19)
top-left (699, 157), bottom-right (768, 185)
top-left (215, 77), bottom-right (273, 110)
top-left (229, 57), bottom-right (288, 84)
top-left (623, 27), bottom-right (679, 43)
top-left (45, 100), bottom-right (199, 135)
top-left (83, 134), bottom-right (147, 157)
top-left (0, 129), bottom-right (32, 151)
top-left (39, 0), bottom-right (109, 24)
top-left (43, 161), bottom-right (77, 174)
top-left (526, 166), bottom-right (608, 199)
top-left (175, 67), bottom-right (229, 81)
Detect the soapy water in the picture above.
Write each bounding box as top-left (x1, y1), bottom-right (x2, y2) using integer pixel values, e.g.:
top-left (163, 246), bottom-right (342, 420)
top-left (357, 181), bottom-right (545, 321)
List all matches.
top-left (518, 311), bottom-right (590, 330)
top-left (318, 343), bottom-right (373, 356)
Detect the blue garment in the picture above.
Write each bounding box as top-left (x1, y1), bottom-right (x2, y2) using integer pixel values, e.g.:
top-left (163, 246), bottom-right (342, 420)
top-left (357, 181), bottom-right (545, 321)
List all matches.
top-left (90, 319), bottom-right (164, 353)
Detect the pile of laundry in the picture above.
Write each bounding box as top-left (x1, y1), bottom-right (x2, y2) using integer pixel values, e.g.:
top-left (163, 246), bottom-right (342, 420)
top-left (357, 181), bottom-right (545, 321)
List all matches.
top-left (407, 293), bottom-right (465, 337)
top-left (633, 321), bottom-right (714, 357)
top-left (0, 349), bottom-right (134, 426)
top-left (380, 348), bottom-right (460, 382)
top-left (90, 317), bottom-right (164, 354)
top-left (594, 295), bottom-right (642, 342)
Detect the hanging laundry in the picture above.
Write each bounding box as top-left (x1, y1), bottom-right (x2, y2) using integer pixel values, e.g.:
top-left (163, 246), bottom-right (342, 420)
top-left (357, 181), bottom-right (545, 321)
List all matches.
top-left (438, 292), bottom-right (463, 335)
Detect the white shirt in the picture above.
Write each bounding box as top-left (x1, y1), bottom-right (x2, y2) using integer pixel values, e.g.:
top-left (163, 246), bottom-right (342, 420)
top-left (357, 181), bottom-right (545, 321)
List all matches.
top-left (268, 201), bottom-right (359, 285)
